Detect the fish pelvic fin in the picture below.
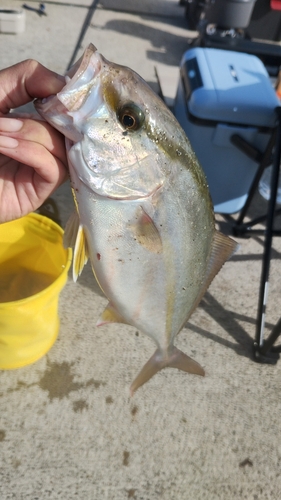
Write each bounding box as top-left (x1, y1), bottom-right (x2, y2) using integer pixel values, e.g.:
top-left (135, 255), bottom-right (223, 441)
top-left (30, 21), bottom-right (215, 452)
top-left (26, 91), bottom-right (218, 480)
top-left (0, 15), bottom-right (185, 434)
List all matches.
top-left (63, 210), bottom-right (89, 282)
top-left (130, 346), bottom-right (205, 396)
top-left (96, 302), bottom-right (130, 327)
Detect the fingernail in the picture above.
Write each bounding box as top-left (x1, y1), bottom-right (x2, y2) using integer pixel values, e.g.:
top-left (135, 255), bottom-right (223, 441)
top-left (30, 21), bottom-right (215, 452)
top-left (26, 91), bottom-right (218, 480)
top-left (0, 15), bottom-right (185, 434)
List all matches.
top-left (0, 136), bottom-right (19, 148)
top-left (0, 117), bottom-right (23, 132)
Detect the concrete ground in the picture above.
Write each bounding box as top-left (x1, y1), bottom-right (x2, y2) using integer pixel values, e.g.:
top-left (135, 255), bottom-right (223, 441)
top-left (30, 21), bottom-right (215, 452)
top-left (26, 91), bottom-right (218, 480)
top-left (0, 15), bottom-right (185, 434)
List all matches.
top-left (1, 1), bottom-right (281, 499)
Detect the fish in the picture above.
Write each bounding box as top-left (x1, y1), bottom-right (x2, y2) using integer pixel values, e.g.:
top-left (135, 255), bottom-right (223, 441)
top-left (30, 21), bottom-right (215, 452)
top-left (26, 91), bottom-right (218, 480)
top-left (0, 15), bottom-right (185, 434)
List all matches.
top-left (35, 43), bottom-right (238, 395)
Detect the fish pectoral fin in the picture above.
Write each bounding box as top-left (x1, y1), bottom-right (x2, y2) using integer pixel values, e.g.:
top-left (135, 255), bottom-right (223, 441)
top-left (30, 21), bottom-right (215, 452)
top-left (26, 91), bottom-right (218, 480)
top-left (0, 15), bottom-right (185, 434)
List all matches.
top-left (128, 206), bottom-right (162, 254)
top-left (63, 210), bottom-right (89, 282)
top-left (130, 346), bottom-right (204, 396)
top-left (96, 302), bottom-right (129, 327)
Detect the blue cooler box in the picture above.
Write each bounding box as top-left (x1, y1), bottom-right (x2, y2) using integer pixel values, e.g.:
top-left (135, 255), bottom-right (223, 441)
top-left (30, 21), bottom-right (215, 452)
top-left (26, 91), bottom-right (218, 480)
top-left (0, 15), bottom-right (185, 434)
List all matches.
top-left (173, 48), bottom-right (279, 213)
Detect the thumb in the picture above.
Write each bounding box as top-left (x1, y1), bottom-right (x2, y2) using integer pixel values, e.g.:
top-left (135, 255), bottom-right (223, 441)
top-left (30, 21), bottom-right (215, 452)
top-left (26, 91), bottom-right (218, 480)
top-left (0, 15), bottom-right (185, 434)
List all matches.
top-left (0, 59), bottom-right (65, 115)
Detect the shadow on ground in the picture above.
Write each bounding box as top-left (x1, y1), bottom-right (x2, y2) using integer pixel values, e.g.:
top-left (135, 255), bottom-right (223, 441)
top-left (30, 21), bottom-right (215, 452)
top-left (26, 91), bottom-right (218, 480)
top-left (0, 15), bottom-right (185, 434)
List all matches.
top-left (93, 18), bottom-right (190, 66)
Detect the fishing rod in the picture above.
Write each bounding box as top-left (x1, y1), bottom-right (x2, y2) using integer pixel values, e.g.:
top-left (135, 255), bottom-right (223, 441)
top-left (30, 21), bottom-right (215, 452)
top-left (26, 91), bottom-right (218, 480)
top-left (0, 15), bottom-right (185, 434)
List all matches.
top-left (66, 0), bottom-right (99, 71)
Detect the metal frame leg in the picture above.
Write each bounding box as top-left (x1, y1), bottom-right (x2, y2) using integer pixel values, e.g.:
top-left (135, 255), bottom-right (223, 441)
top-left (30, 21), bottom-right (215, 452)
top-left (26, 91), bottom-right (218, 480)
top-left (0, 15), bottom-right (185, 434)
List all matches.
top-left (223, 128), bottom-right (281, 237)
top-left (253, 106), bottom-right (281, 363)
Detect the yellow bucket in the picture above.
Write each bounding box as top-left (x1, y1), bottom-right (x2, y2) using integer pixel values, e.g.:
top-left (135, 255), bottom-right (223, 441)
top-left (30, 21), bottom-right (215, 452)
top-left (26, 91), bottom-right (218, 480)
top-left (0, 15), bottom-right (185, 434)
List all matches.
top-left (0, 213), bottom-right (72, 369)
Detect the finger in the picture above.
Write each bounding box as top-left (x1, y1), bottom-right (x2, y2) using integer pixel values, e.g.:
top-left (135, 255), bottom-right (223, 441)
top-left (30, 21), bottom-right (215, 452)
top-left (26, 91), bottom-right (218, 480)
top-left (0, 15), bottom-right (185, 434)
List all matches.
top-left (0, 60), bottom-right (65, 114)
top-left (8, 111), bottom-right (46, 120)
top-left (0, 137), bottom-right (68, 187)
top-left (0, 116), bottom-right (67, 166)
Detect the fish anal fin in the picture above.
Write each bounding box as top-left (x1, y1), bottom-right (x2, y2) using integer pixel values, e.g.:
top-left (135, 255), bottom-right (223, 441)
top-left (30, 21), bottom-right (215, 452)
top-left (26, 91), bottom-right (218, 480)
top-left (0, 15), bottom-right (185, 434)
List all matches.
top-left (96, 302), bottom-right (129, 327)
top-left (128, 206), bottom-right (162, 254)
top-left (63, 210), bottom-right (88, 282)
top-left (130, 346), bottom-right (204, 396)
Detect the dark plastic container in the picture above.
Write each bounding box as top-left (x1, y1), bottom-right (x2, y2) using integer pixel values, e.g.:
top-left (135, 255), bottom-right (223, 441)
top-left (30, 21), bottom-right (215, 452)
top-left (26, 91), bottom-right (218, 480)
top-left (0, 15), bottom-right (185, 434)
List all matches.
top-left (206, 0), bottom-right (257, 28)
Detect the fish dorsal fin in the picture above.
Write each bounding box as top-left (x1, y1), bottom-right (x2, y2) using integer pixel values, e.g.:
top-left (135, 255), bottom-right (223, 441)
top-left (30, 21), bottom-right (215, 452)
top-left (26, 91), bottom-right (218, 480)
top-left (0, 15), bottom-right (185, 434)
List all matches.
top-left (188, 230), bottom-right (238, 318)
top-left (63, 210), bottom-right (88, 282)
top-left (128, 206), bottom-right (163, 254)
top-left (96, 302), bottom-right (129, 327)
top-left (208, 230), bottom-right (239, 283)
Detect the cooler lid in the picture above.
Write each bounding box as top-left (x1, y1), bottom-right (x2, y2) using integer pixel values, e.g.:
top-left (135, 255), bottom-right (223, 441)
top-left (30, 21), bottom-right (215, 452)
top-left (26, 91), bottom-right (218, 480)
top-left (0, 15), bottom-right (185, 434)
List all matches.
top-left (180, 48), bottom-right (279, 127)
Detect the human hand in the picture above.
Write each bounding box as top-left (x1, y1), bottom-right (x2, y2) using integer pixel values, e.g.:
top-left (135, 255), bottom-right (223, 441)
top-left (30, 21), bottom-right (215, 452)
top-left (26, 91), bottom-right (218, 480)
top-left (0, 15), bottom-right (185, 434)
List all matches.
top-left (0, 59), bottom-right (68, 223)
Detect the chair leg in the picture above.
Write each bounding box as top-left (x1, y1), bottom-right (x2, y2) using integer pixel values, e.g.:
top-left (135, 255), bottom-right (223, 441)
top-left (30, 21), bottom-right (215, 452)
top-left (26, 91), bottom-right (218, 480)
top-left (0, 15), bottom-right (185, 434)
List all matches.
top-left (253, 107), bottom-right (281, 362)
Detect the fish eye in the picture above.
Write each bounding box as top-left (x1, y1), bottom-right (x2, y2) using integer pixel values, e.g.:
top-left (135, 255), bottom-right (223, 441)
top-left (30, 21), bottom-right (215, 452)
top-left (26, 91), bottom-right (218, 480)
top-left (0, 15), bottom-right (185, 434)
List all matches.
top-left (117, 103), bottom-right (145, 131)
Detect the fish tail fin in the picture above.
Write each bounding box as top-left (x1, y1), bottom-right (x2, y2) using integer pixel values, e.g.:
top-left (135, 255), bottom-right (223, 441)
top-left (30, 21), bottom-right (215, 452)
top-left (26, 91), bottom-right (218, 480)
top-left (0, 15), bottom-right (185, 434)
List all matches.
top-left (130, 346), bottom-right (204, 396)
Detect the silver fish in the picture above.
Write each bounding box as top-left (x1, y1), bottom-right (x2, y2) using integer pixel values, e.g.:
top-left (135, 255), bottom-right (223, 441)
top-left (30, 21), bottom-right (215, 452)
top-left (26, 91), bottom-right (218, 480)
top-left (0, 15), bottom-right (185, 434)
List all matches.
top-left (35, 44), bottom-right (238, 395)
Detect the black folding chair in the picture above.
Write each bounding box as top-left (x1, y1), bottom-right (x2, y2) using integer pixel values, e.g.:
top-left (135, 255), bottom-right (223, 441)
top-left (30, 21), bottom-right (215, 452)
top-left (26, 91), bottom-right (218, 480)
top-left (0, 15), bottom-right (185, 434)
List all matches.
top-left (185, 3), bottom-right (281, 364)
top-left (253, 106), bottom-right (281, 363)
top-left (224, 107), bottom-right (281, 363)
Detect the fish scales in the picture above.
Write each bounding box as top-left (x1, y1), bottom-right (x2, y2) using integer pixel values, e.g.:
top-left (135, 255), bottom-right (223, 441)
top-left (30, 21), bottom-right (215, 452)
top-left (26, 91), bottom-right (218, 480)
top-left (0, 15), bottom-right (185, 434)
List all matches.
top-left (35, 44), bottom-right (238, 395)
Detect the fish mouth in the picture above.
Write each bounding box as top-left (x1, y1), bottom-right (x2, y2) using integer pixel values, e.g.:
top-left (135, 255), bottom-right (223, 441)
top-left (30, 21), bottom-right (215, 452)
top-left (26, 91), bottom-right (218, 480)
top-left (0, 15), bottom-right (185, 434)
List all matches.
top-left (57, 43), bottom-right (103, 112)
top-left (36, 44), bottom-right (102, 115)
top-left (34, 43), bottom-right (103, 140)
top-left (65, 43), bottom-right (98, 80)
